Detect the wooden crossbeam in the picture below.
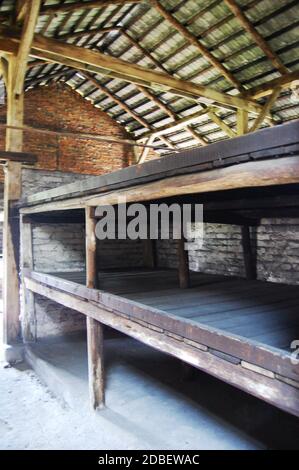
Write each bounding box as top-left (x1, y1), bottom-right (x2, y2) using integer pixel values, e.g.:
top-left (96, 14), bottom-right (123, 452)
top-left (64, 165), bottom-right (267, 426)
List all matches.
top-left (138, 107), bottom-right (214, 140)
top-left (207, 110), bottom-right (237, 138)
top-left (245, 70), bottom-right (299, 99)
top-left (224, 0), bottom-right (288, 76)
top-left (249, 87), bottom-right (282, 132)
top-left (0, 26), bottom-right (263, 114)
top-left (0, 150), bottom-right (37, 164)
top-left (151, 0), bottom-right (243, 91)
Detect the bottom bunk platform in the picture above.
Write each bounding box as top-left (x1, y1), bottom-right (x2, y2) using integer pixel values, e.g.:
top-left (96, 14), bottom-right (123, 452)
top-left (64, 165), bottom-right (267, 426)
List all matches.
top-left (23, 268), bottom-right (299, 417)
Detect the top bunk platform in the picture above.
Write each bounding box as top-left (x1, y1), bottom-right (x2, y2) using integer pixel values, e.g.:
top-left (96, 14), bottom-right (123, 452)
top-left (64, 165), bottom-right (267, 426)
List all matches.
top-left (19, 120), bottom-right (299, 214)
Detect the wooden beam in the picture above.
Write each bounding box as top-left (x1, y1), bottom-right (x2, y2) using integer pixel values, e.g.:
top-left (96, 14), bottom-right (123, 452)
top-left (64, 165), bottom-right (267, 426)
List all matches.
top-left (249, 87), bottom-right (281, 132)
top-left (245, 70), bottom-right (299, 100)
top-left (0, 150), bottom-right (37, 164)
top-left (13, 0), bottom-right (41, 96)
top-left (138, 107), bottom-right (213, 140)
top-left (177, 235), bottom-right (190, 289)
top-left (85, 156), bottom-right (299, 208)
top-left (138, 135), bottom-right (156, 164)
top-left (3, 1), bottom-right (40, 346)
top-left (208, 110), bottom-right (237, 138)
top-left (83, 72), bottom-right (176, 151)
top-left (241, 225), bottom-right (256, 281)
top-left (0, 26), bottom-right (263, 114)
top-left (237, 109), bottom-right (248, 135)
top-left (224, 0), bottom-right (288, 76)
top-left (15, 0), bottom-right (28, 24)
top-left (86, 317), bottom-right (105, 410)
top-left (0, 121), bottom-right (166, 151)
top-left (41, 0), bottom-right (142, 15)
top-left (151, 0), bottom-right (243, 91)
top-left (86, 206), bottom-right (105, 409)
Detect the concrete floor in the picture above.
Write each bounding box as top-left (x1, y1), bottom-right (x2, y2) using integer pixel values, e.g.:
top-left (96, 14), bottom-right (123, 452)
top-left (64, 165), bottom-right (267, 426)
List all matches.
top-left (1, 330), bottom-right (298, 450)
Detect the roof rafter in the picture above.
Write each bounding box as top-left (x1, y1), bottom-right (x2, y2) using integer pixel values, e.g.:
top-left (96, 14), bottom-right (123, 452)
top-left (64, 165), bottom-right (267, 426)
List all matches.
top-left (151, 0), bottom-right (243, 91)
top-left (81, 71), bottom-right (176, 151)
top-left (223, 0), bottom-right (288, 75)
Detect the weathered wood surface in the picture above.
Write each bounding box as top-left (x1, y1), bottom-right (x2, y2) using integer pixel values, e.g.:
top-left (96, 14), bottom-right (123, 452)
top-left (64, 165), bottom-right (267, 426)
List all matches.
top-left (85, 206), bottom-right (104, 409)
top-left (23, 269), bottom-right (299, 382)
top-left (86, 317), bottom-right (105, 410)
top-left (0, 150), bottom-right (37, 163)
top-left (19, 120), bottom-right (299, 208)
top-left (19, 155), bottom-right (299, 215)
top-left (23, 275), bottom-right (299, 417)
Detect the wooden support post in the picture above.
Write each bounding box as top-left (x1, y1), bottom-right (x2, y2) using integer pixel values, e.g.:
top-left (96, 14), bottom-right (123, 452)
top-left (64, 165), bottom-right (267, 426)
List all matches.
top-left (177, 234), bottom-right (190, 289)
top-left (142, 238), bottom-right (156, 269)
top-left (85, 206), bottom-right (105, 409)
top-left (3, 0), bottom-right (41, 349)
top-left (241, 225), bottom-right (256, 280)
top-left (237, 109), bottom-right (248, 135)
top-left (3, 58), bottom-right (23, 345)
top-left (20, 216), bottom-right (36, 342)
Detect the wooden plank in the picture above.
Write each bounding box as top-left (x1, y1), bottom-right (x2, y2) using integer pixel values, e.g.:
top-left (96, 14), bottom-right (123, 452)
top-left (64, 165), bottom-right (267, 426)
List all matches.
top-left (24, 270), bottom-right (299, 381)
top-left (19, 154), bottom-right (298, 216)
top-left (20, 120), bottom-right (299, 208)
top-left (23, 275), bottom-right (299, 417)
top-left (85, 206), bottom-right (104, 409)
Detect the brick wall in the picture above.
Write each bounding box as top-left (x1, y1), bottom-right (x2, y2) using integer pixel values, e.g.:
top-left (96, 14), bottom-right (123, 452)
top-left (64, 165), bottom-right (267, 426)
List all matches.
top-left (0, 83), bottom-right (136, 182)
top-left (157, 219), bottom-right (299, 285)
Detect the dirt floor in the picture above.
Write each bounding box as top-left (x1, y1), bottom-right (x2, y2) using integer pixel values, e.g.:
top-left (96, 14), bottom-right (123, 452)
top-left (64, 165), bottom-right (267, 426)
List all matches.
top-left (1, 332), bottom-right (299, 450)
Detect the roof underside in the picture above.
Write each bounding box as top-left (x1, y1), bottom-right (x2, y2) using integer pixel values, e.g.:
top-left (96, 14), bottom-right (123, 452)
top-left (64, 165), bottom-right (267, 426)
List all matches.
top-left (1, 0), bottom-right (299, 155)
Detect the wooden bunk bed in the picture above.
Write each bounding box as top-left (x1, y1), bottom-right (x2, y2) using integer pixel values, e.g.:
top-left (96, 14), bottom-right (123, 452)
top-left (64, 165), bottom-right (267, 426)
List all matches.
top-left (18, 121), bottom-right (299, 417)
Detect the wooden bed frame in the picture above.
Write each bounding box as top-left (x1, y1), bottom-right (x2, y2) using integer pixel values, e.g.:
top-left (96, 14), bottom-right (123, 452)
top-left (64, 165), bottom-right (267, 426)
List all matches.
top-left (18, 121), bottom-right (299, 417)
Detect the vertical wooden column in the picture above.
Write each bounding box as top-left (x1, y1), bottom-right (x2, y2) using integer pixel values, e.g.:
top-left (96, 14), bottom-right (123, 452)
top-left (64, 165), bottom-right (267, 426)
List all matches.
top-left (20, 216), bottom-right (36, 342)
top-left (85, 206), bottom-right (105, 409)
top-left (3, 57), bottom-right (23, 345)
top-left (177, 234), bottom-right (190, 289)
top-left (241, 225), bottom-right (256, 280)
top-left (3, 1), bottom-right (41, 348)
